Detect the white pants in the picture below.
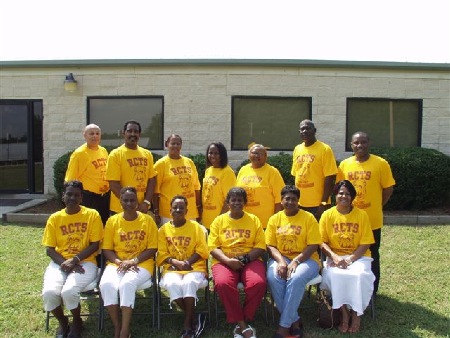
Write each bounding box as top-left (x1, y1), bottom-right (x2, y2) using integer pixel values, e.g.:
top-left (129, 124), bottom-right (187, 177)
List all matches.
top-left (159, 272), bottom-right (207, 306)
top-left (320, 256), bottom-right (375, 316)
top-left (99, 264), bottom-right (151, 308)
top-left (42, 261), bottom-right (98, 311)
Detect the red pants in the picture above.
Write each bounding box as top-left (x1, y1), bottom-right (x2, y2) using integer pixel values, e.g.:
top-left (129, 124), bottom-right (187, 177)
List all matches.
top-left (212, 260), bottom-right (267, 323)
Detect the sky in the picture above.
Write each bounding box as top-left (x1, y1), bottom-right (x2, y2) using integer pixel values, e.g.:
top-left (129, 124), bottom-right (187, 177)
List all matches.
top-left (1, 0), bottom-right (449, 63)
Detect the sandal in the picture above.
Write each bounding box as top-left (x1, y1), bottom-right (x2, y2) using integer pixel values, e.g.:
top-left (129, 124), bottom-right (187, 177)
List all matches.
top-left (348, 314), bottom-right (360, 333)
top-left (242, 325), bottom-right (257, 338)
top-left (338, 321), bottom-right (349, 333)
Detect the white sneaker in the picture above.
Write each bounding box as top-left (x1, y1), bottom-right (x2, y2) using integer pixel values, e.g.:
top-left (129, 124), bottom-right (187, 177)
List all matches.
top-left (241, 325), bottom-right (257, 338)
top-left (233, 325), bottom-right (243, 338)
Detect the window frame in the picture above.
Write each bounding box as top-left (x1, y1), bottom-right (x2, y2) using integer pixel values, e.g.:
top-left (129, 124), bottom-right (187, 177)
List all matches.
top-left (346, 97), bottom-right (423, 151)
top-left (87, 95), bottom-right (164, 150)
top-left (231, 95), bottom-right (312, 151)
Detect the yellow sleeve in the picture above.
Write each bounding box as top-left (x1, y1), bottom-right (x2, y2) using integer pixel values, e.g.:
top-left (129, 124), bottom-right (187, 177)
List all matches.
top-left (265, 214), bottom-right (278, 247)
top-left (253, 217), bottom-right (267, 250)
top-left (156, 224), bottom-right (170, 266)
top-left (146, 216), bottom-right (159, 249)
top-left (102, 217), bottom-right (116, 250)
top-left (194, 224), bottom-right (209, 260)
top-left (207, 216), bottom-right (221, 252)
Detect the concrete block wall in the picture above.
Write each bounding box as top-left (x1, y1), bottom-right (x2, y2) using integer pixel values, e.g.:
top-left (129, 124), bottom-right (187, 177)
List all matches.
top-left (0, 64), bottom-right (449, 194)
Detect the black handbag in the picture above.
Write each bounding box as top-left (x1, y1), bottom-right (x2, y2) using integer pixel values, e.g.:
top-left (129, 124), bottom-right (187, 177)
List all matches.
top-left (317, 290), bottom-right (342, 329)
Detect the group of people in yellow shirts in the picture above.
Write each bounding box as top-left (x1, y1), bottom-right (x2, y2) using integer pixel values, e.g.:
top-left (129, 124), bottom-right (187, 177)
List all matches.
top-left (42, 119), bottom-right (395, 338)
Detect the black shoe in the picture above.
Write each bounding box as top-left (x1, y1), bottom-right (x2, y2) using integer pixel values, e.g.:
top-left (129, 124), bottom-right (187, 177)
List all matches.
top-left (193, 313), bottom-right (207, 337)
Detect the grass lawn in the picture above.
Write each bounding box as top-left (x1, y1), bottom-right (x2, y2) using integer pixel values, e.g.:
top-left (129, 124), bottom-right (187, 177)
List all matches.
top-left (0, 224), bottom-right (448, 338)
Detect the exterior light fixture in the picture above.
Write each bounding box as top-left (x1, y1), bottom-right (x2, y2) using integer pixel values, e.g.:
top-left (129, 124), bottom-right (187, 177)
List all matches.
top-left (64, 73), bottom-right (78, 92)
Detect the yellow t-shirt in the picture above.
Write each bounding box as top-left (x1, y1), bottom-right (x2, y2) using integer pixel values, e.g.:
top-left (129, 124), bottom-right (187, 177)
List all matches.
top-left (337, 154), bottom-right (396, 230)
top-left (265, 209), bottom-right (322, 264)
top-left (236, 163), bottom-right (285, 228)
top-left (202, 165), bottom-right (236, 229)
top-left (102, 212), bottom-right (158, 273)
top-left (156, 220), bottom-right (209, 276)
top-left (319, 206), bottom-right (374, 257)
top-left (105, 145), bottom-right (157, 213)
top-left (154, 155), bottom-right (201, 219)
top-left (208, 212), bottom-right (266, 266)
top-left (291, 140), bottom-right (338, 207)
top-left (65, 144), bottom-right (109, 194)
top-left (42, 206), bottom-right (104, 264)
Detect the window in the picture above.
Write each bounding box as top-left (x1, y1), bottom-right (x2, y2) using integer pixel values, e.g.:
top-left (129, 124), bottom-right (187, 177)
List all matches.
top-left (232, 96), bottom-right (311, 150)
top-left (87, 96), bottom-right (164, 149)
top-left (346, 98), bottom-right (422, 150)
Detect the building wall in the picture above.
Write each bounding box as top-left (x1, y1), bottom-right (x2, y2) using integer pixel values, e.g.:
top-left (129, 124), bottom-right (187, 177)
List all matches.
top-left (1, 64), bottom-right (449, 194)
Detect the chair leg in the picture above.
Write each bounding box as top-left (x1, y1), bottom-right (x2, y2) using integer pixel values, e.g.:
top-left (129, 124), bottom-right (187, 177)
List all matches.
top-left (214, 289), bottom-right (219, 327)
top-left (370, 294), bottom-right (376, 319)
top-left (45, 311), bottom-right (50, 332)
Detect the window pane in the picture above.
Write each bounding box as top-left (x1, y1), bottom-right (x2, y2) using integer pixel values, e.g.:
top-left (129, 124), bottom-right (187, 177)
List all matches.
top-left (232, 96), bottom-right (311, 150)
top-left (88, 97), bottom-right (164, 149)
top-left (347, 99), bottom-right (421, 150)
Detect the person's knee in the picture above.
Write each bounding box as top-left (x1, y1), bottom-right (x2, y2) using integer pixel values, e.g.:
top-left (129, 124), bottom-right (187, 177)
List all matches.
top-left (100, 280), bottom-right (117, 294)
top-left (60, 285), bottom-right (77, 300)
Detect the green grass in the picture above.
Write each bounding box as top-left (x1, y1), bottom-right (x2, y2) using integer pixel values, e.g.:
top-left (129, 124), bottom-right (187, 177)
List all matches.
top-left (0, 224), bottom-right (448, 338)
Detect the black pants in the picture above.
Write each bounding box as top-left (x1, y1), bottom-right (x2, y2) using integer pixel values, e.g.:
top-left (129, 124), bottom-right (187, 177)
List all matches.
top-left (81, 190), bottom-right (110, 225)
top-left (370, 228), bottom-right (381, 294)
top-left (82, 190), bottom-right (110, 268)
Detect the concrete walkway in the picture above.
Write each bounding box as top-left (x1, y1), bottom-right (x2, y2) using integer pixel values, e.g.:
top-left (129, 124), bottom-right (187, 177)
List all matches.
top-left (1, 194), bottom-right (450, 225)
top-left (1, 194), bottom-right (52, 224)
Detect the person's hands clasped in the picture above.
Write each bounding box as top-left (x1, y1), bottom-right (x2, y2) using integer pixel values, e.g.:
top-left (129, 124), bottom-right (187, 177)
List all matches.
top-left (329, 254), bottom-right (351, 269)
top-left (226, 257), bottom-right (245, 271)
top-left (286, 260), bottom-right (300, 279)
top-left (117, 259), bottom-right (139, 274)
top-left (170, 259), bottom-right (193, 271)
top-left (60, 257), bottom-right (84, 274)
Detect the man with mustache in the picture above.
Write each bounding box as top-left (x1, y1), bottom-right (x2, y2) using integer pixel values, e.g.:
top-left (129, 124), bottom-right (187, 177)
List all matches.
top-left (106, 120), bottom-right (157, 215)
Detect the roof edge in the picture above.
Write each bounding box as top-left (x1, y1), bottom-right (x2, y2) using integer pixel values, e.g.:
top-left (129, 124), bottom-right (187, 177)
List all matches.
top-left (1, 58), bottom-right (449, 71)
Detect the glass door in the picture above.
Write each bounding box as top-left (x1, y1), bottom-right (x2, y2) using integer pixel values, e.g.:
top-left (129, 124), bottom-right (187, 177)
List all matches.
top-left (0, 100), bottom-right (43, 193)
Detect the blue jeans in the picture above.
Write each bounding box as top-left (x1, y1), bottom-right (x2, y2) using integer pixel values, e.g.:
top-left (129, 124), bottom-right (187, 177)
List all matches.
top-left (267, 257), bottom-right (319, 328)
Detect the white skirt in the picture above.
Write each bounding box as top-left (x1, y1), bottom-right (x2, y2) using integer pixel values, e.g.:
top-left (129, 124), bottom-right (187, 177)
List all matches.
top-left (320, 256), bottom-right (375, 316)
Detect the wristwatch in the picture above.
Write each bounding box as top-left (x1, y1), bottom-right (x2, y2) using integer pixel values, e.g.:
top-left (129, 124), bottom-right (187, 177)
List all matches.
top-left (294, 258), bottom-right (301, 265)
top-left (143, 199), bottom-right (151, 207)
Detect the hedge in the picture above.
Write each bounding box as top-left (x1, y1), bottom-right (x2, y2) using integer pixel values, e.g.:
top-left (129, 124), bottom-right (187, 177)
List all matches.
top-left (370, 147), bottom-right (450, 210)
top-left (54, 147), bottom-right (450, 211)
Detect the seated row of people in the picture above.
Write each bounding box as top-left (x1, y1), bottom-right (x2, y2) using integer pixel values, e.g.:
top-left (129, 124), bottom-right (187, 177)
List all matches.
top-left (42, 180), bottom-right (374, 338)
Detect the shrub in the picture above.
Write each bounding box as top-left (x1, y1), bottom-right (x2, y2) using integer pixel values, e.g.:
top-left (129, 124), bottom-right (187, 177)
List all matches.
top-left (370, 147), bottom-right (450, 210)
top-left (53, 151), bottom-right (73, 200)
top-left (186, 153), bottom-right (207, 183)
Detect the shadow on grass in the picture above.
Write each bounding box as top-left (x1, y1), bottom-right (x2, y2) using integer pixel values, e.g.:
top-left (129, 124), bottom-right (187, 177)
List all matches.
top-left (366, 294), bottom-right (448, 337)
top-left (296, 293), bottom-right (449, 338)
